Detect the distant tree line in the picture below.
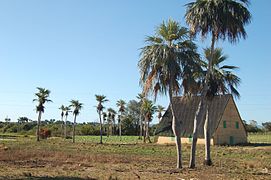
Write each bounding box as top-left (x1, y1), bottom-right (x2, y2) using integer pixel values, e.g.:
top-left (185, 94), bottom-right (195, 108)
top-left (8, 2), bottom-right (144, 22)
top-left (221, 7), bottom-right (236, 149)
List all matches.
top-left (243, 120), bottom-right (271, 133)
top-left (0, 98), bottom-right (160, 137)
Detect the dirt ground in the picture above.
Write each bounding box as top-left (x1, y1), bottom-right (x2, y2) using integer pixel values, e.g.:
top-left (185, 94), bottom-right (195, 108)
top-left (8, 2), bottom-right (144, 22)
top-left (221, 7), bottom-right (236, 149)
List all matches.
top-left (0, 137), bottom-right (270, 180)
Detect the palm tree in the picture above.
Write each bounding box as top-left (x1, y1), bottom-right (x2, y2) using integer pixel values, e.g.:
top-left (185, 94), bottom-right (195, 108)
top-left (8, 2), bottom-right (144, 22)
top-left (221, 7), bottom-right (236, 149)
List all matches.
top-left (136, 93), bottom-right (145, 140)
top-left (59, 105), bottom-right (65, 136)
top-left (33, 87), bottom-right (52, 142)
top-left (107, 108), bottom-right (116, 136)
top-left (141, 99), bottom-right (157, 143)
top-left (64, 106), bottom-right (71, 139)
top-left (185, 0), bottom-right (251, 168)
top-left (95, 95), bottom-right (108, 144)
top-left (116, 99), bottom-right (126, 137)
top-left (203, 47), bottom-right (241, 163)
top-left (70, 100), bottom-right (83, 143)
top-left (138, 19), bottom-right (200, 168)
top-left (156, 105), bottom-right (165, 122)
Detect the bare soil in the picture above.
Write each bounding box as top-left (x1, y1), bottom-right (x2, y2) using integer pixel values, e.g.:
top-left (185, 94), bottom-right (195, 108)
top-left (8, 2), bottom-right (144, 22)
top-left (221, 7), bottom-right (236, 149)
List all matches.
top-left (0, 137), bottom-right (270, 180)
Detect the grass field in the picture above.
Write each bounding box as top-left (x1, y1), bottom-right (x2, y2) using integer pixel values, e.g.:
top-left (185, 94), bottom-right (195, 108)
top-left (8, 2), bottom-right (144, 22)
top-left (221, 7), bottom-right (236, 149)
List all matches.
top-left (248, 132), bottom-right (271, 144)
top-left (0, 135), bottom-right (270, 179)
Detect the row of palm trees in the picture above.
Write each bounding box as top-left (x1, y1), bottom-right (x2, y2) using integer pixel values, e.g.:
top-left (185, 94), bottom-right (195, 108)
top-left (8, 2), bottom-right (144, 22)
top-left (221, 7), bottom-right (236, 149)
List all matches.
top-left (33, 87), bottom-right (83, 143)
top-left (138, 0), bottom-right (251, 169)
top-left (95, 94), bottom-right (164, 144)
top-left (33, 89), bottom-right (164, 144)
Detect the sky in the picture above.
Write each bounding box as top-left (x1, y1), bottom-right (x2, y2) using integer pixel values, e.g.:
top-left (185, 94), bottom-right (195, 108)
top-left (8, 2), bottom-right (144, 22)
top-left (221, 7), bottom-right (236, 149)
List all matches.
top-left (0, 0), bottom-right (270, 125)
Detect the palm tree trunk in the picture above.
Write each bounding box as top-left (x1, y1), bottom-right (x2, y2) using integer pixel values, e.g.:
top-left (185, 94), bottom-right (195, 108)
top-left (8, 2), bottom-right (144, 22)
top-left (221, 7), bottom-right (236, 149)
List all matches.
top-left (204, 104), bottom-right (212, 166)
top-left (143, 118), bottom-right (147, 143)
top-left (169, 83), bottom-right (182, 169)
top-left (189, 34), bottom-right (216, 168)
top-left (112, 121), bottom-right (114, 135)
top-left (36, 111), bottom-right (42, 142)
top-left (64, 115), bottom-right (67, 139)
top-left (146, 121), bottom-right (151, 143)
top-left (99, 111), bottom-right (103, 144)
top-left (60, 116), bottom-right (64, 137)
top-left (119, 114), bottom-right (122, 138)
top-left (72, 115), bottom-right (77, 143)
top-left (107, 119), bottom-right (110, 137)
top-left (201, 34), bottom-right (216, 165)
top-left (139, 113), bottom-right (143, 140)
top-left (189, 99), bottom-right (207, 168)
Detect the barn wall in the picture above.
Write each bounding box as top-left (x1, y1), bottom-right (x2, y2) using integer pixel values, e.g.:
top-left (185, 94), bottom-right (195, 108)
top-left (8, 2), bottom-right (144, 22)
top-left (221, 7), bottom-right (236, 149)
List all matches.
top-left (213, 97), bottom-right (247, 145)
top-left (156, 136), bottom-right (214, 145)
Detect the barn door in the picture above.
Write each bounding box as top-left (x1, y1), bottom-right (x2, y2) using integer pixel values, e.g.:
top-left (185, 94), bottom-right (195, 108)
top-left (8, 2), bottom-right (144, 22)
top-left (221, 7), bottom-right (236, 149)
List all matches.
top-left (229, 136), bottom-right (234, 145)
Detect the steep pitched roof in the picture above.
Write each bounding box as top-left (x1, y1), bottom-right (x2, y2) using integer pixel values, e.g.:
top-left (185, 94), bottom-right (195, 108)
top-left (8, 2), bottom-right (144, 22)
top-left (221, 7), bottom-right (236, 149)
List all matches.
top-left (155, 95), bottom-right (232, 138)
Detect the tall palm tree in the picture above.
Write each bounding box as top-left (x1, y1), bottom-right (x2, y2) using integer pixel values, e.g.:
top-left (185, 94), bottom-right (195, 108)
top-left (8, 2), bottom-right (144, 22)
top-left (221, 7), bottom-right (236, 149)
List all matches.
top-left (70, 100), bottom-right (83, 143)
top-left (138, 19), bottom-right (200, 168)
top-left (156, 105), bottom-right (165, 122)
top-left (203, 47), bottom-right (241, 163)
top-left (64, 106), bottom-right (71, 139)
top-left (95, 95), bottom-right (108, 144)
top-left (141, 99), bottom-right (157, 143)
top-left (33, 87), bottom-right (52, 142)
top-left (136, 93), bottom-right (145, 140)
top-left (185, 0), bottom-right (251, 168)
top-left (59, 105), bottom-right (65, 136)
top-left (116, 99), bottom-right (126, 137)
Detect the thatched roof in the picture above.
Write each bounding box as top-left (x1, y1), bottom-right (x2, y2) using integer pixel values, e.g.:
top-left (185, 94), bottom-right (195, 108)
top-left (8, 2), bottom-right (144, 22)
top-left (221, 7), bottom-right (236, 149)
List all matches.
top-left (155, 95), bottom-right (232, 138)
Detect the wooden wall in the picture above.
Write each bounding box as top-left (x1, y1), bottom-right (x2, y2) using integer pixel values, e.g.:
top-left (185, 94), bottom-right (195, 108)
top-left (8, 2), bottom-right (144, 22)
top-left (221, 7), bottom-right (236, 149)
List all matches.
top-left (213, 97), bottom-right (247, 145)
top-left (155, 136), bottom-right (214, 145)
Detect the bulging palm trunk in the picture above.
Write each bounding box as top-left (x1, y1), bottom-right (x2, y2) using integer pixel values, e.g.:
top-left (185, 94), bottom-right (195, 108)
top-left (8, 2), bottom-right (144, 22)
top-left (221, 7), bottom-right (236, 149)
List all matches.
top-left (204, 105), bottom-right (212, 166)
top-left (169, 85), bottom-right (182, 169)
top-left (172, 115), bottom-right (182, 169)
top-left (99, 111), bottom-right (103, 144)
top-left (189, 99), bottom-right (207, 168)
top-left (72, 115), bottom-right (77, 143)
top-left (36, 111), bottom-right (42, 142)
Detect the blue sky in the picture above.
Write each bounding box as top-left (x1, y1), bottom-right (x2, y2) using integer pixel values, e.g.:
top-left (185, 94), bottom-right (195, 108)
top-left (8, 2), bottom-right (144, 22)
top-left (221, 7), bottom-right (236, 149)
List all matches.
top-left (0, 0), bottom-right (270, 125)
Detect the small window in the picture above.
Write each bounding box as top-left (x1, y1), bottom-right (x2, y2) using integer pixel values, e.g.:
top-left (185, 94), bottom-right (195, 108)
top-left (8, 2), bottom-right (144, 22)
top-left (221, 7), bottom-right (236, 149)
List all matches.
top-left (223, 121), bottom-right (227, 128)
top-left (235, 121), bottom-right (239, 129)
top-left (189, 135), bottom-right (192, 142)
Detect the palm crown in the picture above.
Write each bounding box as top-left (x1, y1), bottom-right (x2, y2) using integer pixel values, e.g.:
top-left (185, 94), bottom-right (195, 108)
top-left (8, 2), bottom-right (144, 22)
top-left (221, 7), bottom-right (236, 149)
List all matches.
top-left (33, 87), bottom-right (52, 113)
top-left (202, 48), bottom-right (241, 98)
top-left (142, 100), bottom-right (157, 122)
top-left (156, 105), bottom-right (165, 119)
top-left (185, 0), bottom-right (251, 43)
top-left (138, 19), bottom-right (200, 99)
top-left (64, 106), bottom-right (71, 116)
top-left (116, 100), bottom-right (126, 113)
top-left (70, 100), bottom-right (83, 116)
top-left (59, 105), bottom-right (65, 117)
top-left (95, 95), bottom-right (108, 112)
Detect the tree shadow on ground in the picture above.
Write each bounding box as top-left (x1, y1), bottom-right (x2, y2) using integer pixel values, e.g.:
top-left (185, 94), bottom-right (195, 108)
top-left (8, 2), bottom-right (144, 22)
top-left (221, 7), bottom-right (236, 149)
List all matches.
top-left (242, 143), bottom-right (271, 147)
top-left (0, 176), bottom-right (97, 180)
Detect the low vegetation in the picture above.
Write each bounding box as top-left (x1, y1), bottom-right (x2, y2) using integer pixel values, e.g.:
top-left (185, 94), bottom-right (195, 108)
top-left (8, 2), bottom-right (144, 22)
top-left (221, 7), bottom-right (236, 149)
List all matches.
top-left (0, 134), bottom-right (270, 179)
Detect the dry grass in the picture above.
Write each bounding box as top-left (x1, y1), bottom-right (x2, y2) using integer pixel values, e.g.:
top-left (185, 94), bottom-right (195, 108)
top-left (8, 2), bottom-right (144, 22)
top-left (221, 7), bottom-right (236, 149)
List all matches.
top-left (0, 136), bottom-right (270, 180)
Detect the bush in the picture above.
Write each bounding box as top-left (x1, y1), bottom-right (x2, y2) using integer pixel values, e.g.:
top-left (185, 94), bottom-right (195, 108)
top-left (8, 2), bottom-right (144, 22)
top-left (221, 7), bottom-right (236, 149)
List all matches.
top-left (80, 124), bottom-right (100, 135)
top-left (39, 128), bottom-right (51, 139)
